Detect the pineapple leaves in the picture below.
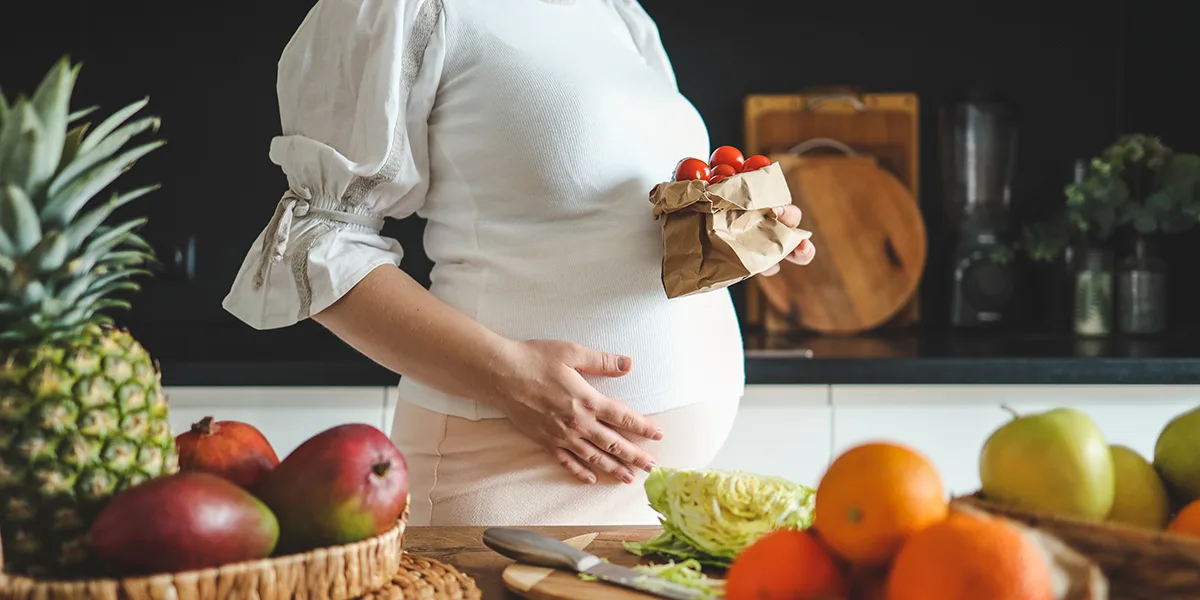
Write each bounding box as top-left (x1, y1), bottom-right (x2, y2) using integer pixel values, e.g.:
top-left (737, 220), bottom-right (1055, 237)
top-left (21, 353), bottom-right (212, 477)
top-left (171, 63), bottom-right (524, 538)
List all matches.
top-left (67, 105), bottom-right (99, 125)
top-left (48, 117), bottom-right (161, 201)
top-left (77, 96), bottom-right (149, 155)
top-left (0, 103), bottom-right (42, 193)
top-left (27, 58), bottom-right (78, 197)
top-left (30, 231), bottom-right (69, 272)
top-left (60, 186), bottom-right (156, 252)
top-left (59, 123), bottom-right (89, 173)
top-left (42, 140), bottom-right (164, 228)
top-left (0, 184), bottom-right (43, 253)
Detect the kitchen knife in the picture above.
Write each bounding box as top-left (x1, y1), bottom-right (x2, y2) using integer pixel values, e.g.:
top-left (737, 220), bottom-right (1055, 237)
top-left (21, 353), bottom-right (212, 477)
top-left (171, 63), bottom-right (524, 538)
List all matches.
top-left (482, 527), bottom-right (709, 600)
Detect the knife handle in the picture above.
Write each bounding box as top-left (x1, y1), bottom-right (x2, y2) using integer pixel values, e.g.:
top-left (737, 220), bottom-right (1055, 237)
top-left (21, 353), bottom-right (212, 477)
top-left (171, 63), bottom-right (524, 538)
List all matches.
top-left (482, 527), bottom-right (599, 572)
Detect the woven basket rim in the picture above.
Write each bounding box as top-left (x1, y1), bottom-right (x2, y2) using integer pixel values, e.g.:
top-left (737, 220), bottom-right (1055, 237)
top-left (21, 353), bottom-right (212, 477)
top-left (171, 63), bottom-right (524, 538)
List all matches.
top-left (0, 497), bottom-right (411, 590)
top-left (954, 491), bottom-right (1200, 548)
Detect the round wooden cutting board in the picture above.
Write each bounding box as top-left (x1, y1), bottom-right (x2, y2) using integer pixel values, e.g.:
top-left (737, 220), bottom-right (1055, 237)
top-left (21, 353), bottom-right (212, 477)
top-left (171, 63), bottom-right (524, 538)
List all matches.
top-left (757, 147), bottom-right (927, 334)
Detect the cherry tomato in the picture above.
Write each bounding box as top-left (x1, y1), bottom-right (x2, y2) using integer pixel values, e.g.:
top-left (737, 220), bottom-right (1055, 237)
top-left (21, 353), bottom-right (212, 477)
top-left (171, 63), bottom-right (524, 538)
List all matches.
top-left (709, 145), bottom-right (746, 172)
top-left (674, 157), bottom-right (711, 182)
top-left (741, 154), bottom-right (772, 172)
top-left (710, 164), bottom-right (737, 178)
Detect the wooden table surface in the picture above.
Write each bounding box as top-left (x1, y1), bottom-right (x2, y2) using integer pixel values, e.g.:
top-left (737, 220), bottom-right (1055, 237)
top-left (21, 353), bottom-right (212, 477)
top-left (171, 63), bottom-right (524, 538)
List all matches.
top-left (404, 525), bottom-right (662, 598)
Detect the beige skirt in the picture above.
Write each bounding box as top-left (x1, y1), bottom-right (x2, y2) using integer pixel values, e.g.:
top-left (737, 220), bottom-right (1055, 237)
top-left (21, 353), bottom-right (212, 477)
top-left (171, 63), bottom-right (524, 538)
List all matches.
top-left (390, 395), bottom-right (740, 526)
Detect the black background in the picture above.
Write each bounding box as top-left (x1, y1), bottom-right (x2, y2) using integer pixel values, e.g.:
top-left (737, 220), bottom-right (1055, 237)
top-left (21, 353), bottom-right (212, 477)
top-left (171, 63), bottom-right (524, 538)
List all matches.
top-left (3, 0), bottom-right (1199, 364)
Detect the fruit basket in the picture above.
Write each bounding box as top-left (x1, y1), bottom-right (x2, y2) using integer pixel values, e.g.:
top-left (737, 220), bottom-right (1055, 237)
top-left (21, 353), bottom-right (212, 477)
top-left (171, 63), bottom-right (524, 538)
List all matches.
top-left (954, 493), bottom-right (1200, 600)
top-left (0, 502), bottom-right (409, 600)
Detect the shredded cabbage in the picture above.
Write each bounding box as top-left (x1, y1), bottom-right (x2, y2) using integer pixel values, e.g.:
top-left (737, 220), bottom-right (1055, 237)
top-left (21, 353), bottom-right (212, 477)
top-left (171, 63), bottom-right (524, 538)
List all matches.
top-left (579, 558), bottom-right (724, 598)
top-left (623, 466), bottom-right (816, 567)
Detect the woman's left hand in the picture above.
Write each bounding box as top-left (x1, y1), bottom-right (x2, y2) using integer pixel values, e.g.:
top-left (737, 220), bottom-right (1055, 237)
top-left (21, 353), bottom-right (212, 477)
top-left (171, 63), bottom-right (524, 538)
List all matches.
top-left (760, 205), bottom-right (816, 277)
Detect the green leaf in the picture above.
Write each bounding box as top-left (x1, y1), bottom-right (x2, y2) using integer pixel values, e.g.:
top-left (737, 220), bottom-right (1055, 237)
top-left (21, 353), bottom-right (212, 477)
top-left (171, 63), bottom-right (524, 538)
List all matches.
top-left (20, 280), bottom-right (47, 307)
top-left (67, 105), bottom-right (98, 125)
top-left (0, 225), bottom-right (14, 256)
top-left (60, 186), bottom-right (156, 251)
top-left (0, 86), bottom-right (9, 130)
top-left (27, 57), bottom-right (79, 196)
top-left (77, 96), bottom-right (148, 155)
top-left (58, 122), bottom-right (89, 176)
top-left (1160, 154), bottom-right (1200, 188)
top-left (1133, 213), bottom-right (1158, 234)
top-left (48, 117), bottom-right (160, 200)
top-left (0, 183), bottom-right (43, 253)
top-left (29, 231), bottom-right (69, 272)
top-left (0, 302), bottom-right (18, 315)
top-left (42, 140), bottom-right (165, 227)
top-left (0, 102), bottom-right (42, 191)
top-left (0, 253), bottom-right (13, 276)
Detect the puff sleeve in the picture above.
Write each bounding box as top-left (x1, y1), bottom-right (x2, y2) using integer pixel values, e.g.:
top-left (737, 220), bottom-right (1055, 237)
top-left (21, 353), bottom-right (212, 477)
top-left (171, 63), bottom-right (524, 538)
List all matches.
top-left (222, 0), bottom-right (446, 330)
top-left (608, 0), bottom-right (678, 91)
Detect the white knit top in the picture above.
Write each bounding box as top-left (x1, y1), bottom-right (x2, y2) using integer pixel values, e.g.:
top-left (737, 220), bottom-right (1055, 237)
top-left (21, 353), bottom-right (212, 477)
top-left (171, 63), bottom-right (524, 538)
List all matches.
top-left (222, 0), bottom-right (746, 419)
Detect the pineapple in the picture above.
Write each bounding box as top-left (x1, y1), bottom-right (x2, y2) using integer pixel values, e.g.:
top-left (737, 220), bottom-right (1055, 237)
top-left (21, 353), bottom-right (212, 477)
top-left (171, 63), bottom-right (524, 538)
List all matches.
top-left (0, 58), bottom-right (177, 577)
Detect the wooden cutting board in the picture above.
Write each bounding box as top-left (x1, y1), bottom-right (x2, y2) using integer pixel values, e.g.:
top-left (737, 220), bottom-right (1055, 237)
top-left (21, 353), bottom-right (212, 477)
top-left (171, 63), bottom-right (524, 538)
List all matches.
top-left (501, 533), bottom-right (720, 599)
top-left (754, 148), bottom-right (927, 334)
top-left (742, 90), bottom-right (923, 333)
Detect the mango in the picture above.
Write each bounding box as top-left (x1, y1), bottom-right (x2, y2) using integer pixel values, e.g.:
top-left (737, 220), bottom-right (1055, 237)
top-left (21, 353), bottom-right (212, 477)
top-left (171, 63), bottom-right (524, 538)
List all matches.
top-left (254, 423), bottom-right (409, 554)
top-left (90, 472), bottom-right (279, 575)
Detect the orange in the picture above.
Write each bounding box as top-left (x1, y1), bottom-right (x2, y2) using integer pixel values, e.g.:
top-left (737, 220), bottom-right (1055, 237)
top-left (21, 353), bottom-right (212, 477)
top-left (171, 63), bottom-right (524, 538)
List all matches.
top-left (814, 442), bottom-right (948, 567)
top-left (724, 529), bottom-right (848, 600)
top-left (1167, 499), bottom-right (1200, 537)
top-left (886, 511), bottom-right (1055, 600)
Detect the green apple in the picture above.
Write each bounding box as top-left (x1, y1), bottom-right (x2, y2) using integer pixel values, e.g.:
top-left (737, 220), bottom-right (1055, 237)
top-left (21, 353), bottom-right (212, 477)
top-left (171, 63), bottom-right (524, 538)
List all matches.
top-left (1154, 405), bottom-right (1200, 504)
top-left (979, 406), bottom-right (1115, 521)
top-left (1108, 444), bottom-right (1170, 529)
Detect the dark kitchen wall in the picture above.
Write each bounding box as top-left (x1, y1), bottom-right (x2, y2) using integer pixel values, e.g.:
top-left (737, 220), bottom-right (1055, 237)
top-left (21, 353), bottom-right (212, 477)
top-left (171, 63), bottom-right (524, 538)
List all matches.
top-left (4, 0), bottom-right (1188, 363)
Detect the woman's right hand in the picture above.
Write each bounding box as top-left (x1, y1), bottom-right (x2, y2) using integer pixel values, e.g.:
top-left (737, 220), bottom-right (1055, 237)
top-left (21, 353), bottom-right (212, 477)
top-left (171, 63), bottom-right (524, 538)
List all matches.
top-left (486, 339), bottom-right (663, 484)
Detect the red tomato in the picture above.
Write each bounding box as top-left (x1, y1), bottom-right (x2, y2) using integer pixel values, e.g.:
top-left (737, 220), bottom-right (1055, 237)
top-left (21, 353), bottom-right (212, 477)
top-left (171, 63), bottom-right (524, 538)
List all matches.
top-left (709, 145), bottom-right (745, 172)
top-left (710, 164), bottom-right (737, 178)
top-left (708, 174), bottom-right (729, 184)
top-left (673, 158), bottom-right (711, 182)
top-left (741, 154), bottom-right (772, 172)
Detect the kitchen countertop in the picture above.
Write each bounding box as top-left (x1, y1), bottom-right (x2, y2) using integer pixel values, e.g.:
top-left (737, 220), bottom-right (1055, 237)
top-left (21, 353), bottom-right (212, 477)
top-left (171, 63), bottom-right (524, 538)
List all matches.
top-left (404, 525), bottom-right (660, 599)
top-left (150, 327), bottom-right (1200, 387)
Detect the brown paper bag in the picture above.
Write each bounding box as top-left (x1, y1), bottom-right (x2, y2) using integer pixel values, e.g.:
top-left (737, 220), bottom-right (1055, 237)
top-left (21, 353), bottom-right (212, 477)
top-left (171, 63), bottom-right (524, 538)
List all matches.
top-left (648, 161), bottom-right (812, 299)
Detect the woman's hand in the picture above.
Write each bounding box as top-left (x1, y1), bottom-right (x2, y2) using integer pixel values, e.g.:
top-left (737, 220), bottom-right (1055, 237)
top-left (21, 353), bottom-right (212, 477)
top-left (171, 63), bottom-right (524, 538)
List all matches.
top-left (486, 339), bottom-right (662, 485)
top-left (761, 204), bottom-right (816, 277)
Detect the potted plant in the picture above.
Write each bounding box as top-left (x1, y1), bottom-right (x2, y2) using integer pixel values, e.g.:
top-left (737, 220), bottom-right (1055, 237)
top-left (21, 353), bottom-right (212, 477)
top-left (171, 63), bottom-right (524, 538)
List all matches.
top-left (1001, 134), bottom-right (1200, 336)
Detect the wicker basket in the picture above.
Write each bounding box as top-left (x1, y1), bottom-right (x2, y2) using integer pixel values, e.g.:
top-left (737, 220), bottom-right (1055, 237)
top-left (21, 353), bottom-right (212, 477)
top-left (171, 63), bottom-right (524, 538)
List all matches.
top-left (0, 501), bottom-right (410, 600)
top-left (954, 493), bottom-right (1200, 600)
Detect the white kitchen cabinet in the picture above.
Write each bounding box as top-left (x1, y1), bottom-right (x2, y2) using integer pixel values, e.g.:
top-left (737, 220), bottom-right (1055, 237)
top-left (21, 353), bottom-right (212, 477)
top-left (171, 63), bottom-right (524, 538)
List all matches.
top-left (165, 387), bottom-right (389, 458)
top-left (708, 385), bottom-right (832, 487)
top-left (830, 385), bottom-right (1200, 497)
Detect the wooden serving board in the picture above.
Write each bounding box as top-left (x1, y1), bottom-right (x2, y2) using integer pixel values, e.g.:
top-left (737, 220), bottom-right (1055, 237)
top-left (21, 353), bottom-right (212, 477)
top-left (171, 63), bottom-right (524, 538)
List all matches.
top-left (501, 533), bottom-right (719, 599)
top-left (754, 151), bottom-right (927, 334)
top-left (741, 90), bottom-right (923, 334)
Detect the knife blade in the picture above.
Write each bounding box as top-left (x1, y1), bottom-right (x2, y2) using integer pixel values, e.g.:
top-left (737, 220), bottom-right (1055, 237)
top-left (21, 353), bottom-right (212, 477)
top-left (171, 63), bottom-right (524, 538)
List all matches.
top-left (482, 527), bottom-right (709, 600)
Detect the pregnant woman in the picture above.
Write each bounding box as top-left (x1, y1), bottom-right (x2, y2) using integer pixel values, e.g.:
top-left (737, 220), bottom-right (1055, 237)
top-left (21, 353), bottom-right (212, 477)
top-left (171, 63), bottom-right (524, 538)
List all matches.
top-left (223, 0), bottom-right (815, 526)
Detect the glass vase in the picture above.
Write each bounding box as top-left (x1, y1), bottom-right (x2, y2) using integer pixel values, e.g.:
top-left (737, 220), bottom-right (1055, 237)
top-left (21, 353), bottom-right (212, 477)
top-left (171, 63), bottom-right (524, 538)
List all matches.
top-left (1116, 235), bottom-right (1168, 334)
top-left (1074, 248), bottom-right (1113, 337)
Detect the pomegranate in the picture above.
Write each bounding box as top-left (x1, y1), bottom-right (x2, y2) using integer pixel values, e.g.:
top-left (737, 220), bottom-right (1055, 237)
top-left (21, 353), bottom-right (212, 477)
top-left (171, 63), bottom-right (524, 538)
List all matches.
top-left (176, 416), bottom-right (281, 489)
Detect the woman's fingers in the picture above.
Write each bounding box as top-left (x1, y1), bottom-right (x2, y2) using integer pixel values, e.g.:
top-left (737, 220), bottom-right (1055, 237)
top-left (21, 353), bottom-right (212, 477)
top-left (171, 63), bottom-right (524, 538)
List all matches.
top-left (786, 239), bottom-right (816, 265)
top-left (772, 205), bottom-right (803, 228)
top-left (552, 447), bottom-right (597, 484)
top-left (592, 395), bottom-right (663, 441)
top-left (585, 421), bottom-right (657, 474)
top-left (569, 438), bottom-right (637, 483)
top-left (759, 263), bottom-right (781, 277)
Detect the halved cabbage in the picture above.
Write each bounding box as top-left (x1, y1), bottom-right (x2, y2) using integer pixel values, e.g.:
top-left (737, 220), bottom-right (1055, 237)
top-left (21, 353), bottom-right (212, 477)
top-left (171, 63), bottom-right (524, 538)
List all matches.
top-left (624, 466), bottom-right (816, 567)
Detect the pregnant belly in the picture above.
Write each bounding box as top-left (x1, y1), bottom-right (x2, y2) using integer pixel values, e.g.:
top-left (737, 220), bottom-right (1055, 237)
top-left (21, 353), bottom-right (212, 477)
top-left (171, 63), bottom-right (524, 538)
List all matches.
top-left (429, 234), bottom-right (747, 406)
